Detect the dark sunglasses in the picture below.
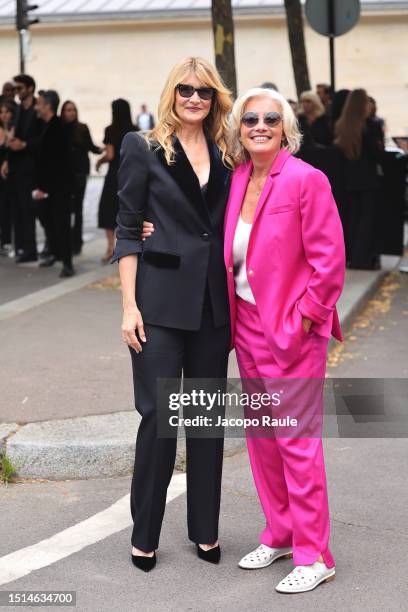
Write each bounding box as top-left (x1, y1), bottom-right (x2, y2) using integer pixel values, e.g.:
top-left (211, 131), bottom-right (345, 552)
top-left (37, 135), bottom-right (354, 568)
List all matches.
top-left (176, 83), bottom-right (215, 101)
top-left (241, 111), bottom-right (282, 128)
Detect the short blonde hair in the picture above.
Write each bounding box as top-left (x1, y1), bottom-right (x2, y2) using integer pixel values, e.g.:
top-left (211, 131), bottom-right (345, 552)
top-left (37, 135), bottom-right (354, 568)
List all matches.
top-left (227, 88), bottom-right (302, 166)
top-left (148, 56), bottom-right (233, 167)
top-left (300, 90), bottom-right (325, 117)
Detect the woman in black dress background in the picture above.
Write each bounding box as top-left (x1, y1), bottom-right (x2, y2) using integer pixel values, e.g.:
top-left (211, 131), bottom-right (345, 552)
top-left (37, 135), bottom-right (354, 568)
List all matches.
top-left (61, 100), bottom-right (102, 255)
top-left (97, 99), bottom-right (138, 263)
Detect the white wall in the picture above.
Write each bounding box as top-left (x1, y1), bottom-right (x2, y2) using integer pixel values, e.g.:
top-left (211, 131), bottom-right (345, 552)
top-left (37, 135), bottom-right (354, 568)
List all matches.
top-left (1, 11), bottom-right (407, 146)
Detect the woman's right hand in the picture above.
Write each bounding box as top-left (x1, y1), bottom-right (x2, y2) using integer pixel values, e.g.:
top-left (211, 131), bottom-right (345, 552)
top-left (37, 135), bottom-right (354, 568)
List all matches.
top-left (142, 221), bottom-right (155, 241)
top-left (121, 305), bottom-right (146, 353)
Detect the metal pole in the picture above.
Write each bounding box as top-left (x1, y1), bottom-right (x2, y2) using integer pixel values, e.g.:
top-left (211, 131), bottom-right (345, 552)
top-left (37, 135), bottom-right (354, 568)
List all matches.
top-left (329, 36), bottom-right (335, 91)
top-left (328, 0), bottom-right (336, 90)
top-left (19, 29), bottom-right (25, 73)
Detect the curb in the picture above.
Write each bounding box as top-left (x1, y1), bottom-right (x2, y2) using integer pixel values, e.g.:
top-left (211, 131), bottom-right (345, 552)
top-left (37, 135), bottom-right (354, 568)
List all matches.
top-left (4, 412), bottom-right (246, 480)
top-left (328, 269), bottom-right (387, 351)
top-left (2, 267), bottom-right (390, 480)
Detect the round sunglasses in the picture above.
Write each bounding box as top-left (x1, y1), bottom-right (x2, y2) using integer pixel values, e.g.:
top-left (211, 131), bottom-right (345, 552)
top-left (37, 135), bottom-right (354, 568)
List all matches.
top-left (241, 111), bottom-right (282, 128)
top-left (176, 83), bottom-right (215, 101)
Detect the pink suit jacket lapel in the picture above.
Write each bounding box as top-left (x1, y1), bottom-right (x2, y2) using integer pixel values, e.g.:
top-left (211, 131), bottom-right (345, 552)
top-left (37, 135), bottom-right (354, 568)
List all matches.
top-left (252, 148), bottom-right (292, 227)
top-left (224, 148), bottom-right (292, 266)
top-left (224, 161), bottom-right (252, 267)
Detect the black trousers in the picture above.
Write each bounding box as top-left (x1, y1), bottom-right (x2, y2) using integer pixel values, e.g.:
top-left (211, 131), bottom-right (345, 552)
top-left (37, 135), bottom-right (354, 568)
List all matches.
top-left (129, 292), bottom-right (230, 551)
top-left (0, 179), bottom-right (12, 246)
top-left (71, 173), bottom-right (87, 250)
top-left (38, 191), bottom-right (72, 267)
top-left (10, 173), bottom-right (37, 255)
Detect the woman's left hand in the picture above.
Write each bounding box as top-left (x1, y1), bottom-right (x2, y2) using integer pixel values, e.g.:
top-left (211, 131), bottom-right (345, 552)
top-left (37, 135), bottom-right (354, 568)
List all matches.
top-left (302, 317), bottom-right (313, 333)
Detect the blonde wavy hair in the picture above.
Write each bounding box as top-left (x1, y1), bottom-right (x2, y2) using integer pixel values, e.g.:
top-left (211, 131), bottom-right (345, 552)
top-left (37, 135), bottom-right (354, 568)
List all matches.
top-left (299, 90), bottom-right (325, 119)
top-left (227, 88), bottom-right (302, 166)
top-left (147, 57), bottom-right (233, 167)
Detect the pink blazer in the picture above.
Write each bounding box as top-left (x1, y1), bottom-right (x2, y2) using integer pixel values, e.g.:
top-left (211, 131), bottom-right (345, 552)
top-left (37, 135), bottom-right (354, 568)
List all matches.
top-left (224, 148), bottom-right (346, 370)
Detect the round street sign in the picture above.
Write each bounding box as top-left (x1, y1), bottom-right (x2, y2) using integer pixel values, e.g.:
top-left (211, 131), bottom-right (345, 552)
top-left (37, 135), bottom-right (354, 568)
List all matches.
top-left (305, 0), bottom-right (360, 37)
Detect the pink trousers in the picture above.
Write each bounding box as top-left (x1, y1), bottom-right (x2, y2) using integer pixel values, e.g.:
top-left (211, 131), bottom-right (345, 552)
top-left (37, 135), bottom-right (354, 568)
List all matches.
top-left (234, 296), bottom-right (335, 568)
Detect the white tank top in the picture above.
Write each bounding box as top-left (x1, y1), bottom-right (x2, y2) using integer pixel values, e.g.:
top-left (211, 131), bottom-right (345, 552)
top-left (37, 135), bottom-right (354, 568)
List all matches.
top-left (232, 214), bottom-right (256, 304)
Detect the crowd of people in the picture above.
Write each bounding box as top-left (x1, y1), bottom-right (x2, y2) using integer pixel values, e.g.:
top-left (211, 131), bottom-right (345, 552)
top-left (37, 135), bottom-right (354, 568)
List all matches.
top-left (265, 81), bottom-right (389, 270)
top-left (0, 74), bottom-right (400, 277)
top-left (0, 75), bottom-right (154, 276)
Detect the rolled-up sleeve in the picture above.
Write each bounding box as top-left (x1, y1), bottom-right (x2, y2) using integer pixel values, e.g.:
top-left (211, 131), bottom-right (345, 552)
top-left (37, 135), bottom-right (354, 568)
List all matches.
top-left (297, 169), bottom-right (346, 324)
top-left (110, 132), bottom-right (149, 264)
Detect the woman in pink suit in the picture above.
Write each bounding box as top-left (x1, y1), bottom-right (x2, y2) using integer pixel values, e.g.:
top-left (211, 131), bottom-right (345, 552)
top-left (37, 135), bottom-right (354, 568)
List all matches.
top-left (224, 88), bottom-right (345, 593)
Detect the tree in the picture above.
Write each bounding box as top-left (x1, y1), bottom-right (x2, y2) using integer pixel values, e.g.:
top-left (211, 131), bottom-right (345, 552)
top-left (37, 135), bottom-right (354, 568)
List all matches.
top-left (284, 0), bottom-right (311, 97)
top-left (211, 0), bottom-right (237, 98)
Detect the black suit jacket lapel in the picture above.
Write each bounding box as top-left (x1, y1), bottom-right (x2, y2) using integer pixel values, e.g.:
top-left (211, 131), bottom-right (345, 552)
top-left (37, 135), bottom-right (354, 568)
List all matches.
top-left (154, 136), bottom-right (213, 224)
top-left (205, 139), bottom-right (229, 213)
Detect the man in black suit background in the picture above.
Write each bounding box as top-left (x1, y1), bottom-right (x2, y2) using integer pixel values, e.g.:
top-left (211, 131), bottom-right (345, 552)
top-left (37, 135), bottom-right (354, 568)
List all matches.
top-left (1, 74), bottom-right (44, 262)
top-left (33, 90), bottom-right (75, 277)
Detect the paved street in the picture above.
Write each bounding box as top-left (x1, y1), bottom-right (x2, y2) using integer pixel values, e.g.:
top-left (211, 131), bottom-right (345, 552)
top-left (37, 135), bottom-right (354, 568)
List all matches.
top-left (1, 272), bottom-right (408, 611)
top-left (0, 177), bottom-right (104, 305)
top-left (1, 0), bottom-right (407, 608)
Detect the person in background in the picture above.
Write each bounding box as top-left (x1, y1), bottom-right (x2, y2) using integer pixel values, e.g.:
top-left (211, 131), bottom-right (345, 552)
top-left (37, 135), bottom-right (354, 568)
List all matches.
top-left (287, 98), bottom-right (299, 116)
top-left (316, 83), bottom-right (333, 114)
top-left (0, 102), bottom-right (15, 141)
top-left (61, 100), bottom-right (102, 255)
top-left (136, 104), bottom-right (155, 131)
top-left (330, 89), bottom-right (350, 130)
top-left (260, 82), bottom-right (278, 91)
top-left (2, 74), bottom-right (44, 263)
top-left (368, 96), bottom-right (385, 144)
top-left (298, 91), bottom-right (332, 147)
top-left (0, 101), bottom-right (15, 253)
top-left (97, 99), bottom-right (138, 263)
top-left (335, 88), bottom-right (385, 269)
top-left (0, 81), bottom-right (17, 112)
top-left (33, 90), bottom-right (75, 278)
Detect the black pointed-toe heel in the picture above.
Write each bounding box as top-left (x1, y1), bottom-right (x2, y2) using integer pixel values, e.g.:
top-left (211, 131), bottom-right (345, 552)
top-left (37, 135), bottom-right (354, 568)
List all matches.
top-left (196, 544), bottom-right (221, 564)
top-left (131, 551), bottom-right (156, 572)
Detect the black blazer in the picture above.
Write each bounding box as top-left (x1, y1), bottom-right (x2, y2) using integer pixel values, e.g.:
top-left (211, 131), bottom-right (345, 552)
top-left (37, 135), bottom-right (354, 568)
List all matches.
top-left (298, 113), bottom-right (333, 147)
top-left (66, 122), bottom-right (101, 175)
top-left (111, 132), bottom-right (231, 330)
top-left (36, 115), bottom-right (73, 195)
top-left (8, 98), bottom-right (44, 177)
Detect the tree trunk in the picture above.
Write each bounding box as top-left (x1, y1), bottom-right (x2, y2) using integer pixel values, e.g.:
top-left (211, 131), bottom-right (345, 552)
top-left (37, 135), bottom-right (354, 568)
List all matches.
top-left (211, 0), bottom-right (237, 99)
top-left (284, 0), bottom-right (311, 97)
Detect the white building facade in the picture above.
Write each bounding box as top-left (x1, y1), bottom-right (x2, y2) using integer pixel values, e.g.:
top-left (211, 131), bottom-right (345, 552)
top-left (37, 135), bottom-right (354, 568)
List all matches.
top-left (1, 1), bottom-right (407, 143)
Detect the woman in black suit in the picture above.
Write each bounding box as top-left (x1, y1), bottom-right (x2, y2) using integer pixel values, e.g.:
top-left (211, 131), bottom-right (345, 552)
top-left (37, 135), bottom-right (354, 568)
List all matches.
top-left (111, 57), bottom-right (233, 571)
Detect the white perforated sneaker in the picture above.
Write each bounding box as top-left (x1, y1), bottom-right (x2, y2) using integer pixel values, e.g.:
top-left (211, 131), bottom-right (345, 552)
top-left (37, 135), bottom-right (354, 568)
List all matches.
top-left (275, 561), bottom-right (335, 593)
top-left (238, 544), bottom-right (292, 569)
